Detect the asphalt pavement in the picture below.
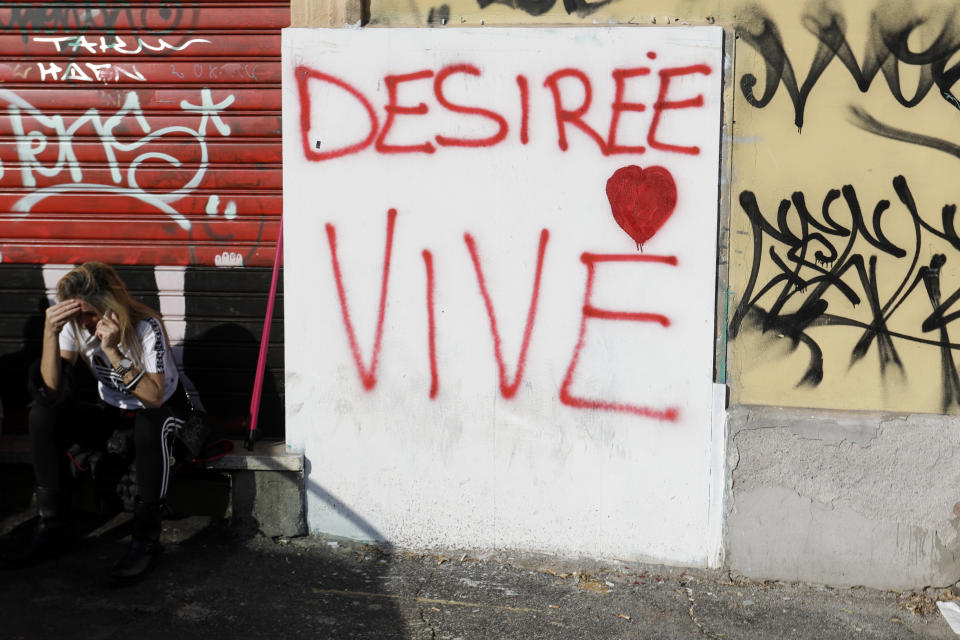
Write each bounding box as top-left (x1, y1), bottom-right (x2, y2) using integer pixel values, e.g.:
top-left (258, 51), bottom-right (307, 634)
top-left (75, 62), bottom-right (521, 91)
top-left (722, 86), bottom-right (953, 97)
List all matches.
top-left (2, 506), bottom-right (960, 640)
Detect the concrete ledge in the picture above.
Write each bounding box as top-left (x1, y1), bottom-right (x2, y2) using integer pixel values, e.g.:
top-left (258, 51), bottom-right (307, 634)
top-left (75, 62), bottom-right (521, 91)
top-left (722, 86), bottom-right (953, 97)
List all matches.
top-left (0, 434), bottom-right (306, 538)
top-left (207, 440), bottom-right (303, 472)
top-left (0, 435), bottom-right (303, 472)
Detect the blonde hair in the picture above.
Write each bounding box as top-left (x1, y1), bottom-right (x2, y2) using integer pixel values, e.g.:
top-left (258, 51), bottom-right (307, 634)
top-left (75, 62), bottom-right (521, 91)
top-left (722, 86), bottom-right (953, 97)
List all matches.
top-left (57, 262), bottom-right (167, 367)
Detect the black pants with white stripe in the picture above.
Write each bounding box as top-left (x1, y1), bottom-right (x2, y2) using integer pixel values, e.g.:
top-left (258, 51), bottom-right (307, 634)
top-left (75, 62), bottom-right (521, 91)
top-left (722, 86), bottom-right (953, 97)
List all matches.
top-left (29, 390), bottom-right (187, 506)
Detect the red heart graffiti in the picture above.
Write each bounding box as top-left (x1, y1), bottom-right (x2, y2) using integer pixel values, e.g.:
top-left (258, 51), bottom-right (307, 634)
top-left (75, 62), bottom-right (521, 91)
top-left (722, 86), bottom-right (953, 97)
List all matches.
top-left (605, 165), bottom-right (678, 249)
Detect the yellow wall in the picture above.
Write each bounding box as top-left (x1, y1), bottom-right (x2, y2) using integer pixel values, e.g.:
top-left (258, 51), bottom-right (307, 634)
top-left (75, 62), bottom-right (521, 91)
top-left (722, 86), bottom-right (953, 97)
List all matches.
top-left (298, 0), bottom-right (960, 414)
top-left (293, 0), bottom-right (362, 27)
top-left (370, 0), bottom-right (725, 27)
top-left (728, 1), bottom-right (960, 414)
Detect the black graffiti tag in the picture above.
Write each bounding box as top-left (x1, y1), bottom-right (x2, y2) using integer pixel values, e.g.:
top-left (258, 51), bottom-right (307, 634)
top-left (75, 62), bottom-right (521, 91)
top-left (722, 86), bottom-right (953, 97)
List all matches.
top-left (731, 175), bottom-right (960, 411)
top-left (738, 1), bottom-right (960, 129)
top-left (470, 0), bottom-right (615, 18)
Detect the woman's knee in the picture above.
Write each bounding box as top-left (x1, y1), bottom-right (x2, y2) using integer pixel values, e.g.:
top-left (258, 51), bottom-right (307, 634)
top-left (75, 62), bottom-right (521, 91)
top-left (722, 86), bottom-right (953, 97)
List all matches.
top-left (133, 408), bottom-right (179, 446)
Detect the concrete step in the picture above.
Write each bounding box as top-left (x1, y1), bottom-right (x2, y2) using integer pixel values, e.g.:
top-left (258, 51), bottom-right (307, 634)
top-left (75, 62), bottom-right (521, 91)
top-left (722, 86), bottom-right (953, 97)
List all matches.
top-left (0, 434), bottom-right (305, 538)
top-left (0, 434), bottom-right (302, 471)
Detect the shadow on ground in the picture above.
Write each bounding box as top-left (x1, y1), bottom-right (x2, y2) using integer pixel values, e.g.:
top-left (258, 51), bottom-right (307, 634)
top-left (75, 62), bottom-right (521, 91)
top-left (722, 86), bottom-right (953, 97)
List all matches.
top-left (1, 498), bottom-right (409, 639)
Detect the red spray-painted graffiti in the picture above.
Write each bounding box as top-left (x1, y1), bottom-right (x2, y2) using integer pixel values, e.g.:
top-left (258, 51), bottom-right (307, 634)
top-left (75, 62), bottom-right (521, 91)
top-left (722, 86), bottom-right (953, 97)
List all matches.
top-left (465, 229), bottom-right (549, 399)
top-left (294, 39), bottom-right (717, 422)
top-left (606, 165), bottom-right (678, 248)
top-left (423, 249), bottom-right (439, 399)
top-left (516, 74), bottom-right (530, 145)
top-left (559, 252), bottom-right (680, 422)
top-left (325, 208), bottom-right (397, 391)
top-left (326, 208), bottom-right (680, 421)
top-left (296, 61), bottom-right (712, 160)
top-left (434, 64), bottom-right (510, 148)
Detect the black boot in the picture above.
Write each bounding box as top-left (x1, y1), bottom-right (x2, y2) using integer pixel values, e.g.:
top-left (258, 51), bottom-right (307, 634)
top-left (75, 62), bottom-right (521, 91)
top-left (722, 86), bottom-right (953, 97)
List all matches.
top-left (3, 486), bottom-right (73, 568)
top-left (109, 498), bottom-right (162, 584)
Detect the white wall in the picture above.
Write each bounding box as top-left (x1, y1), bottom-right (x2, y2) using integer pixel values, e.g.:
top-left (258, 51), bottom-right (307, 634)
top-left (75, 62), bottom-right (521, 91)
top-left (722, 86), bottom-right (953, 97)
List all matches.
top-left (283, 26), bottom-right (724, 566)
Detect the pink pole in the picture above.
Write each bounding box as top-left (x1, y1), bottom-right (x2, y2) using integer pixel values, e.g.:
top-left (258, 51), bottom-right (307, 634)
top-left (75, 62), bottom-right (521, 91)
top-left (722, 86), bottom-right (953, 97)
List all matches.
top-left (246, 219), bottom-right (283, 450)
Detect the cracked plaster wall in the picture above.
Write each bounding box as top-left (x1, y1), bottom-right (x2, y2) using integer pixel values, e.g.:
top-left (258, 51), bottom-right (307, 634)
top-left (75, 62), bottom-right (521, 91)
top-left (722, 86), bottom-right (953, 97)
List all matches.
top-left (726, 406), bottom-right (960, 589)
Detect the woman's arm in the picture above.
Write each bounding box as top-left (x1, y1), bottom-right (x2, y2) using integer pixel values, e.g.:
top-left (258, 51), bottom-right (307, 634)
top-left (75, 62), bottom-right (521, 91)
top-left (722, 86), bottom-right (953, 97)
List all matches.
top-left (114, 367), bottom-right (165, 409)
top-left (96, 312), bottom-right (166, 409)
top-left (40, 300), bottom-right (81, 392)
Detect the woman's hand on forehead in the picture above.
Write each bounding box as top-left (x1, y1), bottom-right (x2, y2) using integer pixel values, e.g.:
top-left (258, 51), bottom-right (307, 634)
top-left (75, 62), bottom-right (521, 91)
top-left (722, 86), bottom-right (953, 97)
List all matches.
top-left (44, 299), bottom-right (81, 336)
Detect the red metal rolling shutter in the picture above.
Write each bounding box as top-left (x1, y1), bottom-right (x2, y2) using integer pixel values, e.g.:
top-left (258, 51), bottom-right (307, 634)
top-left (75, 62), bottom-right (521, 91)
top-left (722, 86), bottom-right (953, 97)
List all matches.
top-left (0, 1), bottom-right (285, 265)
top-left (0, 2), bottom-right (288, 436)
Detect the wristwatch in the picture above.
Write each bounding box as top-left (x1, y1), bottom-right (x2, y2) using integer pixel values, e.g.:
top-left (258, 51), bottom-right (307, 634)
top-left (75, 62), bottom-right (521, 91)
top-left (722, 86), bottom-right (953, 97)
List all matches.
top-left (113, 357), bottom-right (134, 378)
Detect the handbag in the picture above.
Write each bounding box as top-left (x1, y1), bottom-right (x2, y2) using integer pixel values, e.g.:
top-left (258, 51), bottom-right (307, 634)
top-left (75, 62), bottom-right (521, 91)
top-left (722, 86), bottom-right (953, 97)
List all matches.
top-left (176, 385), bottom-right (214, 460)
